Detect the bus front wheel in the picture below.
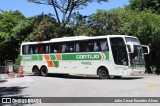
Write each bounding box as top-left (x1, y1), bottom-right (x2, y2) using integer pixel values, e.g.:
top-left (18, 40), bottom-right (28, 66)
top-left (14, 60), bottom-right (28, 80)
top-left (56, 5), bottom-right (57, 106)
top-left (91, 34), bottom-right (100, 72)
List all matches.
top-left (98, 67), bottom-right (110, 79)
top-left (40, 66), bottom-right (48, 76)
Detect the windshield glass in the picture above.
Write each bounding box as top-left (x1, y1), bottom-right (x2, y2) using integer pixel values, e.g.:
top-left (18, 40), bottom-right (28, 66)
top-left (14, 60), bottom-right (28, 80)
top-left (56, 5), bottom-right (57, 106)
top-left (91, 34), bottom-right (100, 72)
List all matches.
top-left (130, 45), bottom-right (144, 65)
top-left (125, 37), bottom-right (145, 66)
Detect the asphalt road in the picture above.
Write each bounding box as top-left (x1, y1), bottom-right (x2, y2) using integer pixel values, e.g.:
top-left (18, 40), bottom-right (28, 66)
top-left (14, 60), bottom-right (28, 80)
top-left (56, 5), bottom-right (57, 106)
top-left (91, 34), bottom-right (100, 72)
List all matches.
top-left (0, 74), bottom-right (160, 106)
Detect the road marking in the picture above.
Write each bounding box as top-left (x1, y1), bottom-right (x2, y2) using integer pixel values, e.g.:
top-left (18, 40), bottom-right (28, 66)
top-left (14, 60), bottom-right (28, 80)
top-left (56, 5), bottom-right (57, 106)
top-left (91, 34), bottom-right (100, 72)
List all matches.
top-left (146, 83), bottom-right (160, 92)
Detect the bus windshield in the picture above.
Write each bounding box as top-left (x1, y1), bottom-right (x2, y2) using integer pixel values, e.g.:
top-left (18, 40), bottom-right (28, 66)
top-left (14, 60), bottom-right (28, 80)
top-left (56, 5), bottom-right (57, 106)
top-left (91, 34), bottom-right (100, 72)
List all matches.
top-left (125, 37), bottom-right (145, 66)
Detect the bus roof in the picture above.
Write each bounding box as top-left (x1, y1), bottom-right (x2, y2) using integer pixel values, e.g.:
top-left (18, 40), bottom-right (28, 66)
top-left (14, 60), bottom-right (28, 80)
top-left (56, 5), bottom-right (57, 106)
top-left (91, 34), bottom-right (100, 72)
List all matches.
top-left (21, 35), bottom-right (137, 45)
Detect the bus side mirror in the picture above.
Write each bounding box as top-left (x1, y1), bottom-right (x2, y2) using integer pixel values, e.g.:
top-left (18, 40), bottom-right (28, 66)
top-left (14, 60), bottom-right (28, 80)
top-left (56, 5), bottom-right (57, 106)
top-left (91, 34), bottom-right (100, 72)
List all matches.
top-left (142, 45), bottom-right (150, 55)
top-left (127, 44), bottom-right (134, 53)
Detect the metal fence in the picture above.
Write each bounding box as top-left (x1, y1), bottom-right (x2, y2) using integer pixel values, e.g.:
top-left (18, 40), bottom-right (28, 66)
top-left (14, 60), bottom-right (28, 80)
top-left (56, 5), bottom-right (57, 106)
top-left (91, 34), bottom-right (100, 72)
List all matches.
top-left (0, 65), bottom-right (19, 74)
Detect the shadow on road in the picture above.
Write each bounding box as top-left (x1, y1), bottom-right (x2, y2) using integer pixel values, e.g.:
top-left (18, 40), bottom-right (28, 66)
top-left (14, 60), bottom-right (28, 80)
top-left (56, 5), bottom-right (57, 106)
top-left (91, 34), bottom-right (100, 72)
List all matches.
top-left (47, 74), bottom-right (100, 79)
top-left (0, 86), bottom-right (34, 106)
top-left (0, 86), bottom-right (27, 97)
top-left (26, 74), bottom-right (144, 80)
top-left (111, 77), bottom-right (144, 80)
top-left (0, 80), bottom-right (7, 83)
top-left (40, 74), bottom-right (144, 80)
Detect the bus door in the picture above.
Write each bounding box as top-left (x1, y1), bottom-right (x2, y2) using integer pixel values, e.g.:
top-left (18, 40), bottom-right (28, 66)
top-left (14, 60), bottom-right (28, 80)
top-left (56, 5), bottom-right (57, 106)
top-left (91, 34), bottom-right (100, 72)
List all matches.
top-left (110, 37), bottom-right (129, 76)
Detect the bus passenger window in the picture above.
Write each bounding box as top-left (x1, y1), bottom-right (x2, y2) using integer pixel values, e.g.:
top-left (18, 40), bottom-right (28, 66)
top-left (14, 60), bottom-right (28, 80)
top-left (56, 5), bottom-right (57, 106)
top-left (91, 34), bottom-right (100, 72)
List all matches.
top-left (35, 46), bottom-right (38, 54)
top-left (76, 43), bottom-right (80, 52)
top-left (84, 44), bottom-right (89, 52)
top-left (39, 46), bottom-right (44, 54)
top-left (51, 43), bottom-right (59, 53)
top-left (29, 46), bottom-right (33, 54)
top-left (61, 44), bottom-right (66, 53)
top-left (94, 41), bottom-right (99, 51)
top-left (23, 45), bottom-right (29, 54)
top-left (88, 42), bottom-right (94, 52)
top-left (46, 45), bottom-right (50, 53)
top-left (100, 40), bottom-right (108, 51)
top-left (54, 49), bottom-right (58, 53)
top-left (69, 46), bottom-right (74, 52)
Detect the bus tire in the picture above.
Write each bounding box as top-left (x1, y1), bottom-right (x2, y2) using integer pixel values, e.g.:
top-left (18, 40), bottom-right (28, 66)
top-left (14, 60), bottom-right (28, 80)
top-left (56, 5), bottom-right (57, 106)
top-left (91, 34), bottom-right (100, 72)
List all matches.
top-left (32, 66), bottom-right (40, 76)
top-left (97, 67), bottom-right (110, 79)
top-left (40, 66), bottom-right (48, 76)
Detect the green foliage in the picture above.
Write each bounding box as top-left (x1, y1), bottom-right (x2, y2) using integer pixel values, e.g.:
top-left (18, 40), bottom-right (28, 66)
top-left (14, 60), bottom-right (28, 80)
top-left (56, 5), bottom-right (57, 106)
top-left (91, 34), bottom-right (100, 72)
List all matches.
top-left (13, 55), bottom-right (21, 73)
top-left (73, 8), bottom-right (160, 47)
top-left (0, 10), bottom-right (24, 44)
top-left (0, 67), bottom-right (6, 73)
top-left (0, 10), bottom-right (26, 65)
top-left (87, 10), bottom-right (119, 35)
top-left (111, 8), bottom-right (160, 46)
top-left (14, 55), bottom-right (21, 66)
top-left (11, 19), bottom-right (34, 42)
top-left (25, 14), bottom-right (60, 41)
top-left (88, 8), bottom-right (160, 72)
top-left (129, 0), bottom-right (160, 13)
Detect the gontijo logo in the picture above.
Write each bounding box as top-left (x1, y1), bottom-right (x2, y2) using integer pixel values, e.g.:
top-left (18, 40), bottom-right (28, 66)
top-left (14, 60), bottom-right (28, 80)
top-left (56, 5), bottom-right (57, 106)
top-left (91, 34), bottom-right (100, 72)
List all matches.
top-left (76, 54), bottom-right (100, 60)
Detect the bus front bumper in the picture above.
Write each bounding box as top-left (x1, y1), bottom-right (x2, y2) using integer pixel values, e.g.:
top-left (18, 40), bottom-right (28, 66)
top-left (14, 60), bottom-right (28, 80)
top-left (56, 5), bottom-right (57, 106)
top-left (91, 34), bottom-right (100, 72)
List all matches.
top-left (128, 69), bottom-right (145, 76)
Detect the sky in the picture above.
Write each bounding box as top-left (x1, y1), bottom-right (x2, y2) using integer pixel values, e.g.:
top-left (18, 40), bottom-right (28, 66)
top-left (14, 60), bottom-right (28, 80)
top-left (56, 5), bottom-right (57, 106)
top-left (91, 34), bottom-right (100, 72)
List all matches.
top-left (0, 0), bottom-right (129, 17)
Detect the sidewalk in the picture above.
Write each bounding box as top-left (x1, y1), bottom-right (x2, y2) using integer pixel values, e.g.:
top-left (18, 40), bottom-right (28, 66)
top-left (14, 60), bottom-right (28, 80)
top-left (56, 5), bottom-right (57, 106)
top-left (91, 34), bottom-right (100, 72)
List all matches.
top-left (0, 73), bottom-right (20, 81)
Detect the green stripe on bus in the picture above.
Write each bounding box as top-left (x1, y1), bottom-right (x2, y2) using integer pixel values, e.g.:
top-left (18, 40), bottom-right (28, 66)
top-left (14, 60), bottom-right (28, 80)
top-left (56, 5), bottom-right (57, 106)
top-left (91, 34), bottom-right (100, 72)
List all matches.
top-left (62, 52), bottom-right (109, 60)
top-left (104, 52), bottom-right (109, 60)
top-left (21, 55), bottom-right (39, 61)
top-left (53, 61), bottom-right (59, 68)
top-left (50, 55), bottom-right (56, 60)
top-left (21, 52), bottom-right (109, 61)
top-left (38, 55), bottom-right (43, 60)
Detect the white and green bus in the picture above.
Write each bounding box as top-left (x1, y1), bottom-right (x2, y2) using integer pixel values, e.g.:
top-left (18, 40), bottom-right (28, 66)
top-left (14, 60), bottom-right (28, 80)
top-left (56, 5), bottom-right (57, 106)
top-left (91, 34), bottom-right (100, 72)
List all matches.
top-left (20, 35), bottom-right (149, 79)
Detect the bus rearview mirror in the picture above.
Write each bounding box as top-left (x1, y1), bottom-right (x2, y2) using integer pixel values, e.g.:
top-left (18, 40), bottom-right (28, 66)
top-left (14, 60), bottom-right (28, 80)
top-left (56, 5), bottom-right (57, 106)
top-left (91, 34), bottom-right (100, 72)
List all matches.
top-left (142, 45), bottom-right (150, 55)
top-left (127, 44), bottom-right (134, 53)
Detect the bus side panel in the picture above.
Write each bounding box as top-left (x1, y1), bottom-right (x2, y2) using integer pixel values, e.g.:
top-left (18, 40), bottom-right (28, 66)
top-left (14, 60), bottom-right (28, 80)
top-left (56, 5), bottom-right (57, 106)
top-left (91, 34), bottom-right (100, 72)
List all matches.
top-left (21, 51), bottom-right (119, 76)
top-left (21, 61), bottom-right (33, 73)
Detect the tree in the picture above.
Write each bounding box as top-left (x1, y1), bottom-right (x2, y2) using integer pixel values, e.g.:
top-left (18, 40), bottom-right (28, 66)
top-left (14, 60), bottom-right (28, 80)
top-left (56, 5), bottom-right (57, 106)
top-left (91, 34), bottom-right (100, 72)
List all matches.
top-left (25, 13), bottom-right (60, 41)
top-left (0, 10), bottom-right (26, 65)
top-left (111, 8), bottom-right (160, 73)
top-left (129, 0), bottom-right (160, 13)
top-left (78, 8), bottom-right (160, 73)
top-left (11, 18), bottom-right (34, 43)
top-left (69, 10), bottom-right (119, 36)
top-left (68, 12), bottom-right (88, 36)
top-left (87, 10), bottom-right (119, 36)
top-left (28, 0), bottom-right (108, 28)
top-left (0, 10), bottom-right (25, 44)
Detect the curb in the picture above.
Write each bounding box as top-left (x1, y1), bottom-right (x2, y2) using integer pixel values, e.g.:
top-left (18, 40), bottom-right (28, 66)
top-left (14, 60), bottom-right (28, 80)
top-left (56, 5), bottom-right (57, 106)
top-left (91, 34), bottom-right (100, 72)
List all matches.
top-left (0, 73), bottom-right (24, 81)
